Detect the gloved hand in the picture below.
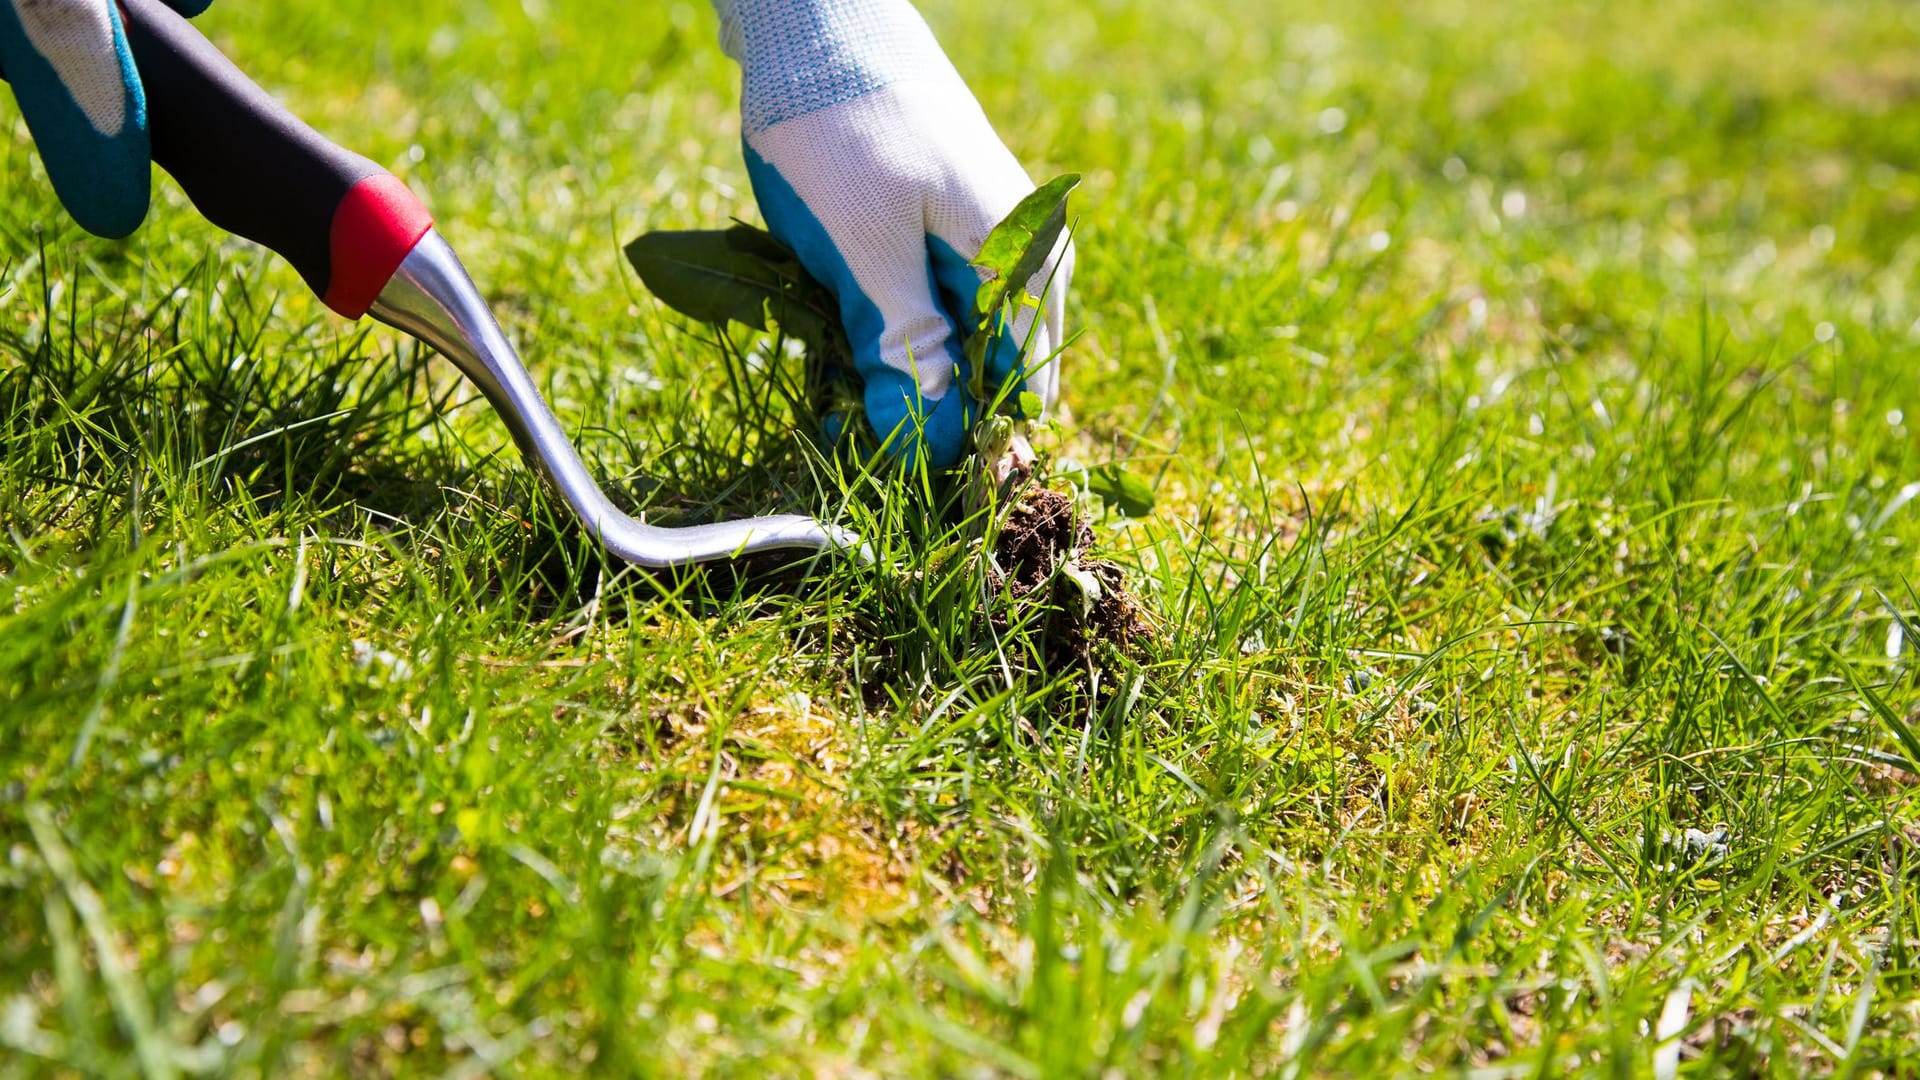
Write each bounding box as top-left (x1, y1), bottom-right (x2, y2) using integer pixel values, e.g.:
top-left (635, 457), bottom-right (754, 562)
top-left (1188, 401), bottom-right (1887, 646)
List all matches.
top-left (713, 0), bottom-right (1073, 470)
top-left (0, 0), bottom-right (211, 238)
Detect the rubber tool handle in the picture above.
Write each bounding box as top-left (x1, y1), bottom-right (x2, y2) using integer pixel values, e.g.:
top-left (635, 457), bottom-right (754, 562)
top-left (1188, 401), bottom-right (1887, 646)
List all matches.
top-left (117, 0), bottom-right (431, 317)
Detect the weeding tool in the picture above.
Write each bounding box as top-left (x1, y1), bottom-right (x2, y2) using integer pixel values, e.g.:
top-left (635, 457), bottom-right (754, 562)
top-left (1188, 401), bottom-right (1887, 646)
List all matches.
top-left (115, 0), bottom-right (863, 568)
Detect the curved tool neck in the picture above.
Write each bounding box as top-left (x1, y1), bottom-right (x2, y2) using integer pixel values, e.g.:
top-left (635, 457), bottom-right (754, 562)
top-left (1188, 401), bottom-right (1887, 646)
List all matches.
top-left (368, 230), bottom-right (865, 568)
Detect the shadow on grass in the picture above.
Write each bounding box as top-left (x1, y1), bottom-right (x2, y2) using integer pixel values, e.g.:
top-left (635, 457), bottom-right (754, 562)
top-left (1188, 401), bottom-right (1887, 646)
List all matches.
top-left (0, 258), bottom-right (852, 621)
top-left (0, 255), bottom-right (1151, 726)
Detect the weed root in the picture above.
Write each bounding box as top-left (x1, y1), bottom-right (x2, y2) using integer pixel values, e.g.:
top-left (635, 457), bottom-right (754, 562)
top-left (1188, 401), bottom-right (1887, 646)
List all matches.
top-left (992, 487), bottom-right (1152, 687)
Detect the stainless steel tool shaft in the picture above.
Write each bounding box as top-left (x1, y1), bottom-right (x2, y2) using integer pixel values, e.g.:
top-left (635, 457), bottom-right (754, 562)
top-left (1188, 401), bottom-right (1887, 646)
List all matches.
top-left (369, 231), bottom-right (866, 568)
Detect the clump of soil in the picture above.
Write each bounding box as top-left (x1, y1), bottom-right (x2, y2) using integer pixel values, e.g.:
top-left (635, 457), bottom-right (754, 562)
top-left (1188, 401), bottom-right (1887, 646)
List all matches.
top-left (996, 487), bottom-right (1092, 592)
top-left (992, 487), bottom-right (1152, 683)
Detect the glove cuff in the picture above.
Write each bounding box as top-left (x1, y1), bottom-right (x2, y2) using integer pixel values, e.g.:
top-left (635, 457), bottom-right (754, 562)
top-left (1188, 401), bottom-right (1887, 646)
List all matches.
top-left (710, 0), bottom-right (963, 135)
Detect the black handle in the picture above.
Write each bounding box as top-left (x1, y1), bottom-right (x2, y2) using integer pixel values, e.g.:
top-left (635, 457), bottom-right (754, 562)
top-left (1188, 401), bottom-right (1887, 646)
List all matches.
top-left (118, 0), bottom-right (432, 317)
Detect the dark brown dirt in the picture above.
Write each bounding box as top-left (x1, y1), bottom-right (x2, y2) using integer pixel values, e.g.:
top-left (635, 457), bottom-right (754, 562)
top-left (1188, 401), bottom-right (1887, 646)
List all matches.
top-left (992, 487), bottom-right (1153, 683)
top-left (997, 487), bottom-right (1093, 594)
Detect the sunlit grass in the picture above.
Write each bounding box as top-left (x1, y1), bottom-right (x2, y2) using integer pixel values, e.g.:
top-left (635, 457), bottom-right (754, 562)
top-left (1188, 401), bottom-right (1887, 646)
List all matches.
top-left (2, 0), bottom-right (1918, 1073)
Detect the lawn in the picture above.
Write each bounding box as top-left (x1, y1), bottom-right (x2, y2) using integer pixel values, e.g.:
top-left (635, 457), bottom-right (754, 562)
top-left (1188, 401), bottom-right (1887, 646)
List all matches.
top-left (4, 0), bottom-right (1920, 1073)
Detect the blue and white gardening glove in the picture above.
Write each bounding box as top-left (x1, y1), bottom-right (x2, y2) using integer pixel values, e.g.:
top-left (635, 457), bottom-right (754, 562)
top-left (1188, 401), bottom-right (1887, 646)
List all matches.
top-left (0, 0), bottom-right (211, 238)
top-left (714, 0), bottom-right (1073, 470)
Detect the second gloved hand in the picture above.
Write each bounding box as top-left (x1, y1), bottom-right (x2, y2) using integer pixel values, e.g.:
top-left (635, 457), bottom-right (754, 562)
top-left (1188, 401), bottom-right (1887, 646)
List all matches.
top-left (0, 0), bottom-right (211, 237)
top-left (714, 0), bottom-right (1073, 470)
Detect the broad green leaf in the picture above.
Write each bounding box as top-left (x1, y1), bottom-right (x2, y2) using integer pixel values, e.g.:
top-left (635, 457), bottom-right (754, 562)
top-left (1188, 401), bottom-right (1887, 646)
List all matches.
top-left (1086, 464), bottom-right (1156, 517)
top-left (722, 222), bottom-right (799, 265)
top-left (625, 229), bottom-right (781, 328)
top-left (624, 228), bottom-right (839, 351)
top-left (722, 225), bottom-right (846, 341)
top-left (971, 174), bottom-right (1080, 322)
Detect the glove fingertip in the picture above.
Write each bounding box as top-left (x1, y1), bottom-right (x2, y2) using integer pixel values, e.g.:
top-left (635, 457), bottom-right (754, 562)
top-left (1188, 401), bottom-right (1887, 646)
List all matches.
top-left (866, 382), bottom-right (970, 472)
top-left (159, 0), bottom-right (215, 17)
top-left (35, 108), bottom-right (151, 238)
top-left (820, 410), bottom-right (848, 449)
top-left (71, 182), bottom-right (150, 239)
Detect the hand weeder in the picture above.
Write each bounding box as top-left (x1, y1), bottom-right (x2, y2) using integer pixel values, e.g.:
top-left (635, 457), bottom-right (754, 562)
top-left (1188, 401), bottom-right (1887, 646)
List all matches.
top-left (115, 0), bottom-right (864, 568)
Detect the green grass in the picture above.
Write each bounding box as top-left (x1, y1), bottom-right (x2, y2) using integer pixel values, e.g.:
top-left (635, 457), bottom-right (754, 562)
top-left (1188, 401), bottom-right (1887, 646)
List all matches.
top-left (4, 0), bottom-right (1920, 1073)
